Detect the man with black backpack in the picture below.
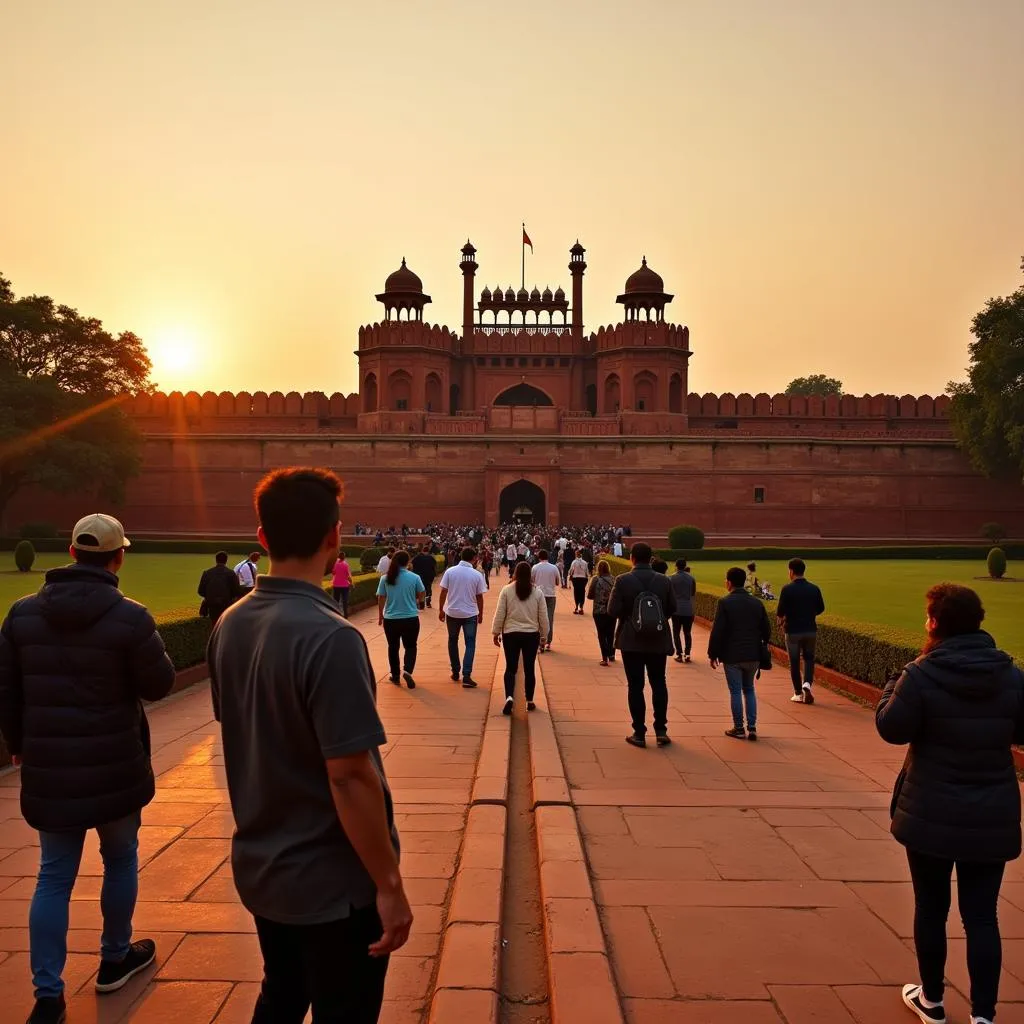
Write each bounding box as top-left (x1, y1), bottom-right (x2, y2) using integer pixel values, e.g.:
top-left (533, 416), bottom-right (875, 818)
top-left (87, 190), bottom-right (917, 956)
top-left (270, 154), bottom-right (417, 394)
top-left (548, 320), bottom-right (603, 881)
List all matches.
top-left (198, 551), bottom-right (243, 624)
top-left (607, 542), bottom-right (677, 749)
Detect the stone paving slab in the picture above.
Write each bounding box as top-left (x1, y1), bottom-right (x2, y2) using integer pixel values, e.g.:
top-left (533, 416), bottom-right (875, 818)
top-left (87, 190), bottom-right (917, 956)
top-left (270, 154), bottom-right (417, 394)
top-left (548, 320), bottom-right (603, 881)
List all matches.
top-left (0, 597), bottom-right (499, 1023)
top-left (538, 587), bottom-right (1024, 1024)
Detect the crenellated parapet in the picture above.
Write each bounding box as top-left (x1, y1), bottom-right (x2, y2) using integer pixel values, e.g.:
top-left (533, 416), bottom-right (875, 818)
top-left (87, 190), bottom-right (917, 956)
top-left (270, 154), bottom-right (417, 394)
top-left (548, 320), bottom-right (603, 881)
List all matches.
top-left (686, 392), bottom-right (950, 420)
top-left (357, 321), bottom-right (458, 353)
top-left (592, 321), bottom-right (690, 352)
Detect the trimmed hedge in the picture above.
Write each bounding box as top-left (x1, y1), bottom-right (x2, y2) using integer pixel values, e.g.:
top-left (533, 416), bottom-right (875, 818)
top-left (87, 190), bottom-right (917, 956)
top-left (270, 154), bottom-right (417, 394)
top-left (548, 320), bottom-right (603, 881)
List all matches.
top-left (13, 541), bottom-right (35, 572)
top-left (600, 554), bottom-right (922, 687)
top-left (0, 537), bottom-right (369, 558)
top-left (650, 544), bottom-right (1024, 562)
top-left (667, 525), bottom-right (705, 549)
top-left (19, 522), bottom-right (58, 539)
top-left (988, 547), bottom-right (1008, 579)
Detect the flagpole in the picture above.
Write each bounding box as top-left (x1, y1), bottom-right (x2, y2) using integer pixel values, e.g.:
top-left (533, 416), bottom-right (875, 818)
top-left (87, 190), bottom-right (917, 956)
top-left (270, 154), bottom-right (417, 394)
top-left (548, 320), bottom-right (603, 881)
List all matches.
top-left (521, 222), bottom-right (525, 290)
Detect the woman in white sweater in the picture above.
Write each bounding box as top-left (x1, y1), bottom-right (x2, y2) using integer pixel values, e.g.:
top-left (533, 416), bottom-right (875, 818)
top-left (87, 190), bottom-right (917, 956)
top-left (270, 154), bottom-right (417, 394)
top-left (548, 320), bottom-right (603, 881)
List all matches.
top-left (491, 561), bottom-right (550, 715)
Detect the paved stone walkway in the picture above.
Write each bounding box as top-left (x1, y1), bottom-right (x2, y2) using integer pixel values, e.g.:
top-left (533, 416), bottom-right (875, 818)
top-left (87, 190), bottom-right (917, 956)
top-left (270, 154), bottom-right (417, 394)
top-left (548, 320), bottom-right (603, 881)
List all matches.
top-left (0, 595), bottom-right (499, 1023)
top-left (538, 587), bottom-right (1024, 1023)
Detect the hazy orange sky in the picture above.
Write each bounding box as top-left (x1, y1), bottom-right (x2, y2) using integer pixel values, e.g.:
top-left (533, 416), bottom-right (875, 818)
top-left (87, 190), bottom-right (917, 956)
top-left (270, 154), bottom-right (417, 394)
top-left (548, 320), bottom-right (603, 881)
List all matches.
top-left (3, 0), bottom-right (1023, 399)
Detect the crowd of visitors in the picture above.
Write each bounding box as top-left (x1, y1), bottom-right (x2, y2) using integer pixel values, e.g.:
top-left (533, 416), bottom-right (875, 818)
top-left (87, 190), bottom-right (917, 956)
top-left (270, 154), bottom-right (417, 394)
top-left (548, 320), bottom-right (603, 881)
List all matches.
top-left (2, 498), bottom-right (1023, 1024)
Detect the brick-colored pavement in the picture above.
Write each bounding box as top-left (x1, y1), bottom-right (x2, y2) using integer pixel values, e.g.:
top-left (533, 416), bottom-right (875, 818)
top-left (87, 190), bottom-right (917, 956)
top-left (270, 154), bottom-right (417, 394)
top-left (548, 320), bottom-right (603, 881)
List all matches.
top-left (538, 586), bottom-right (1024, 1024)
top-left (0, 594), bottom-right (499, 1023)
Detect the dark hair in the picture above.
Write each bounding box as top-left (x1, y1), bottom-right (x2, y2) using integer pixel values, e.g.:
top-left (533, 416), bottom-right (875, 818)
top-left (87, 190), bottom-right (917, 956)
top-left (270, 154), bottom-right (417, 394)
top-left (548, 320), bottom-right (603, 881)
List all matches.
top-left (254, 468), bottom-right (342, 560)
top-left (513, 560), bottom-right (533, 600)
top-left (387, 549), bottom-right (410, 586)
top-left (789, 558), bottom-right (806, 576)
top-left (387, 547), bottom-right (396, 556)
top-left (461, 546), bottom-right (476, 563)
top-left (215, 550), bottom-right (229, 565)
top-left (597, 559), bottom-right (610, 576)
top-left (727, 566), bottom-right (747, 589)
top-left (631, 542), bottom-right (652, 564)
top-left (249, 551), bottom-right (261, 561)
top-left (747, 562), bottom-right (756, 572)
top-left (924, 583), bottom-right (985, 653)
top-left (652, 559), bottom-right (668, 574)
top-left (675, 559), bottom-right (687, 571)
top-left (539, 549), bottom-right (549, 561)
top-left (72, 547), bottom-right (123, 568)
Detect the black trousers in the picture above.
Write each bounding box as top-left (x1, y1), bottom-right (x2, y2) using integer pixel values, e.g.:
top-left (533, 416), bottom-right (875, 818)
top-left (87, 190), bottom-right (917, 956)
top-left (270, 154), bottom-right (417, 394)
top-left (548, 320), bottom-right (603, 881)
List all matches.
top-left (786, 632), bottom-right (816, 692)
top-left (593, 613), bottom-right (616, 660)
top-left (383, 617), bottom-right (419, 678)
top-left (502, 631), bottom-right (541, 701)
top-left (251, 905), bottom-right (390, 1023)
top-left (671, 615), bottom-right (694, 657)
top-left (906, 848), bottom-right (1005, 1021)
top-left (620, 651), bottom-right (668, 738)
top-left (571, 577), bottom-right (587, 610)
top-left (332, 587), bottom-right (349, 617)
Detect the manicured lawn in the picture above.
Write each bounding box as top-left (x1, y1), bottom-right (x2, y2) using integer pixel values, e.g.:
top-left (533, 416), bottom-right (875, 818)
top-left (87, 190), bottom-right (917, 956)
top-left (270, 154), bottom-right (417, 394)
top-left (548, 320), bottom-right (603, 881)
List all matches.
top-left (0, 553), bottom-right (364, 620)
top-left (685, 559), bottom-right (1024, 661)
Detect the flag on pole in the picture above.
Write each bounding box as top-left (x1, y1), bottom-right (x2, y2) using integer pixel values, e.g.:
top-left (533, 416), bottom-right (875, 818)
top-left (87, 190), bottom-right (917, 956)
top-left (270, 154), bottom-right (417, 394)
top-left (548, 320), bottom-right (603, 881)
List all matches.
top-left (522, 226), bottom-right (533, 252)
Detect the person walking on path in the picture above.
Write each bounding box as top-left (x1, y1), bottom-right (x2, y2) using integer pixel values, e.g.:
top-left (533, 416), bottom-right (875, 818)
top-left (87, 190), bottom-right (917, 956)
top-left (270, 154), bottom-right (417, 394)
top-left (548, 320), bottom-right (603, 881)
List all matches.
top-left (557, 545), bottom-right (569, 589)
top-left (438, 547), bottom-right (488, 689)
top-left (505, 539), bottom-right (518, 579)
top-left (531, 550), bottom-right (561, 650)
top-left (209, 468), bottom-right (412, 1024)
top-left (491, 562), bottom-right (549, 715)
top-left (331, 553), bottom-right (353, 617)
top-left (234, 550), bottom-right (261, 593)
top-left (0, 513), bottom-right (176, 1024)
top-left (376, 550), bottom-right (425, 689)
top-left (876, 584), bottom-right (1024, 1024)
top-left (776, 557), bottom-right (825, 705)
top-left (587, 559), bottom-right (616, 666)
top-left (376, 547), bottom-right (394, 576)
top-left (199, 549), bottom-right (243, 624)
top-left (607, 542), bottom-right (677, 748)
top-left (708, 566), bottom-right (771, 742)
top-left (410, 543), bottom-right (437, 609)
top-left (568, 549), bottom-right (590, 614)
top-left (669, 559), bottom-right (697, 663)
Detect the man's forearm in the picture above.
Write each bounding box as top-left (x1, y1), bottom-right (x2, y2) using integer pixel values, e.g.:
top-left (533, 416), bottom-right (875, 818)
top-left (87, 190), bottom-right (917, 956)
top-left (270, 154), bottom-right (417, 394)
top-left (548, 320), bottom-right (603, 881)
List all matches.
top-left (330, 770), bottom-right (403, 893)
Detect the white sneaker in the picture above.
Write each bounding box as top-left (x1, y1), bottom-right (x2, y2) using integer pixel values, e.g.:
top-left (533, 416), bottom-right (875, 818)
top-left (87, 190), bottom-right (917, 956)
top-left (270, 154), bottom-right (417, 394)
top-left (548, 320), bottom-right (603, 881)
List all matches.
top-left (971, 1018), bottom-right (994, 1024)
top-left (802, 683), bottom-right (815, 705)
top-left (790, 693), bottom-right (805, 703)
top-left (502, 697), bottom-right (513, 716)
top-left (901, 984), bottom-right (946, 1023)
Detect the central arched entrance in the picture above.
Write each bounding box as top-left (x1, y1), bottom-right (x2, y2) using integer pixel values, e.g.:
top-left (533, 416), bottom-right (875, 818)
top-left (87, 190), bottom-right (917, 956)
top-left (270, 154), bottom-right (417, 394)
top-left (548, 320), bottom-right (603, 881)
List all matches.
top-left (499, 479), bottom-right (546, 525)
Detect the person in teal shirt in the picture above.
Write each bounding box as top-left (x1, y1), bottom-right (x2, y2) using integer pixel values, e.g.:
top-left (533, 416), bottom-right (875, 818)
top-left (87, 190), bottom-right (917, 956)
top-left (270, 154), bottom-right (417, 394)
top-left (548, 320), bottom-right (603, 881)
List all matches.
top-left (376, 550), bottom-right (425, 688)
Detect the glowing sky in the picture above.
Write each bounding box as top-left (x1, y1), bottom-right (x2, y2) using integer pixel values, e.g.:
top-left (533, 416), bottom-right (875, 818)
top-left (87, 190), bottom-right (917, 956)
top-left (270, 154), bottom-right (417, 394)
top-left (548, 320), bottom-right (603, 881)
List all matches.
top-left (3, 0), bottom-right (1023, 398)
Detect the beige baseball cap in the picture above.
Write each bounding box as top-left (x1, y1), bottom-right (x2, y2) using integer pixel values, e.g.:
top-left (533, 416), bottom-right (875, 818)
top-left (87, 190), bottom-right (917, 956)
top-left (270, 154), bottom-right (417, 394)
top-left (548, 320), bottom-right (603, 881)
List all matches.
top-left (71, 513), bottom-right (131, 553)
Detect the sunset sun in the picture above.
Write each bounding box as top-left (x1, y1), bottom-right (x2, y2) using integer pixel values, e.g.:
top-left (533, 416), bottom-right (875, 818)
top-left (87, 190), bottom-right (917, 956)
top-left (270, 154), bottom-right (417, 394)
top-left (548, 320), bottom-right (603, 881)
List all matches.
top-left (148, 327), bottom-right (201, 385)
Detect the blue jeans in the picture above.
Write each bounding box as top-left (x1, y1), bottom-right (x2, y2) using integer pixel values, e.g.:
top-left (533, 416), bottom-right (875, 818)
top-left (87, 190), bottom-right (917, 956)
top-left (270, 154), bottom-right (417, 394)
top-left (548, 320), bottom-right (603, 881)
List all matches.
top-left (446, 616), bottom-right (478, 679)
top-left (724, 663), bottom-right (758, 730)
top-left (30, 811), bottom-right (140, 998)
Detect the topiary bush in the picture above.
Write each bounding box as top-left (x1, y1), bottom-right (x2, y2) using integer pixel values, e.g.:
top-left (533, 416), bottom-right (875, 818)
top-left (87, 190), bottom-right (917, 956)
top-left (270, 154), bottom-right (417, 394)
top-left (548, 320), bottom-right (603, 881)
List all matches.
top-left (13, 540), bottom-right (35, 572)
top-left (667, 525), bottom-right (705, 550)
top-left (359, 547), bottom-right (386, 571)
top-left (18, 522), bottom-right (58, 540)
top-left (987, 546), bottom-right (1008, 579)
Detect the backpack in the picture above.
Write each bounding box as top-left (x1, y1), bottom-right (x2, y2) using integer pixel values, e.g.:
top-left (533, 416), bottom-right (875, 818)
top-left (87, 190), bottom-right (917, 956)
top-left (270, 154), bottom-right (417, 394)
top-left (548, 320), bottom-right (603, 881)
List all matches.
top-left (632, 590), bottom-right (666, 637)
top-left (204, 568), bottom-right (234, 606)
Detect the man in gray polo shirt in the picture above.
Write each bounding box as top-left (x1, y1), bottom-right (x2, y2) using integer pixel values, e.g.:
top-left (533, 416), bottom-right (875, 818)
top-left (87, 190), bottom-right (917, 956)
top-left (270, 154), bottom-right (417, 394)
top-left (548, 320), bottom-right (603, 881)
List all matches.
top-left (209, 467), bottom-right (411, 1023)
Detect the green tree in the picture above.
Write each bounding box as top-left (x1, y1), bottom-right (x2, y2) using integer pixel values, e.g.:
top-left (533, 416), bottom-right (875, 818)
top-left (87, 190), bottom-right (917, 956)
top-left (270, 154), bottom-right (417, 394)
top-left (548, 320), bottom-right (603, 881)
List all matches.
top-left (784, 374), bottom-right (843, 397)
top-left (0, 273), bottom-right (151, 529)
top-left (948, 258), bottom-right (1024, 480)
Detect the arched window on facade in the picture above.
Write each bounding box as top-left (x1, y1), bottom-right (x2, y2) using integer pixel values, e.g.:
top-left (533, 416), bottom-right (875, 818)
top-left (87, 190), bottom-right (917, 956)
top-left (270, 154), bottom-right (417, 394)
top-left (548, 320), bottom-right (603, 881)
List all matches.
top-left (604, 374), bottom-right (621, 414)
top-left (389, 370), bottom-right (412, 411)
top-left (669, 373), bottom-right (683, 414)
top-left (634, 371), bottom-right (657, 412)
top-left (363, 373), bottom-right (378, 413)
top-left (425, 373), bottom-right (442, 413)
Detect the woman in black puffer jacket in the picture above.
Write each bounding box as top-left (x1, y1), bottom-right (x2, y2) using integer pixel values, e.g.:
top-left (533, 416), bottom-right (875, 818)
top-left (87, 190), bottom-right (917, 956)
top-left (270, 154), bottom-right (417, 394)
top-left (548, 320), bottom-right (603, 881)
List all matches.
top-left (876, 583), bottom-right (1024, 1024)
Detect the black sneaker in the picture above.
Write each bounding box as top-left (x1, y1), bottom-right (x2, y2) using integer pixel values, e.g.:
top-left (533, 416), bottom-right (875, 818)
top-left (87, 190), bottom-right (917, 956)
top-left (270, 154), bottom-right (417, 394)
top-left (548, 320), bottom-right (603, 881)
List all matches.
top-left (527, 702), bottom-right (536, 711)
top-left (502, 697), bottom-right (513, 715)
top-left (462, 677), bottom-right (478, 689)
top-left (747, 730), bottom-right (758, 742)
top-left (625, 733), bottom-right (646, 748)
top-left (451, 671), bottom-right (460, 682)
top-left (95, 939), bottom-right (157, 993)
top-left (900, 984), bottom-right (945, 1023)
top-left (402, 671), bottom-right (416, 690)
top-left (390, 674), bottom-right (400, 685)
top-left (655, 734), bottom-right (672, 747)
top-left (802, 683), bottom-right (815, 705)
top-left (27, 995), bottom-right (66, 1024)
top-left (724, 726), bottom-right (746, 740)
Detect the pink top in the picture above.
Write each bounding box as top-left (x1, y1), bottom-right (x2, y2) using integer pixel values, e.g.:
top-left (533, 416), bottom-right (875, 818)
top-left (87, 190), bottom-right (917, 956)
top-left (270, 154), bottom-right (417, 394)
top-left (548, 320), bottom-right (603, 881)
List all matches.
top-left (332, 559), bottom-right (353, 587)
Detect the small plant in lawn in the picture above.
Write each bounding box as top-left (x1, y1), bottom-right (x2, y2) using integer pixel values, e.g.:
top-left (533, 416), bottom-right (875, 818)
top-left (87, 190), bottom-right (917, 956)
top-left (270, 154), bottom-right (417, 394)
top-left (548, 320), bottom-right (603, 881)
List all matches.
top-left (982, 522), bottom-right (1009, 544)
top-left (987, 546), bottom-right (1008, 580)
top-left (14, 540), bottom-right (36, 572)
top-left (667, 524), bottom-right (706, 550)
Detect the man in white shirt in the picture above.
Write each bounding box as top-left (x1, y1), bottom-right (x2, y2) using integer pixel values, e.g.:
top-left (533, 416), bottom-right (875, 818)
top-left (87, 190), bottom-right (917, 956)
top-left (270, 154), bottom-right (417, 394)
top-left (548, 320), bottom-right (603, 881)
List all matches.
top-left (505, 542), bottom-right (517, 578)
top-left (530, 550), bottom-right (562, 649)
top-left (438, 547), bottom-right (488, 688)
top-left (376, 548), bottom-right (395, 575)
top-left (613, 540), bottom-right (624, 558)
top-left (234, 552), bottom-right (261, 592)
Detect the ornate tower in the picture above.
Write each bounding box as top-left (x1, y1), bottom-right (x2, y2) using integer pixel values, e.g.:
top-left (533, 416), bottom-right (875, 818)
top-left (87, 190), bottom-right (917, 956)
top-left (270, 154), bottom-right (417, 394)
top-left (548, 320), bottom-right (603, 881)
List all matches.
top-left (460, 240), bottom-right (477, 341)
top-left (569, 240), bottom-right (586, 341)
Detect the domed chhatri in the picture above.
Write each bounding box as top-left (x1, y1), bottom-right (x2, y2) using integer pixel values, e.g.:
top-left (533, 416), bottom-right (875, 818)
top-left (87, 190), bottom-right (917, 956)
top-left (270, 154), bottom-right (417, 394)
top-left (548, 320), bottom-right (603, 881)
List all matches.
top-left (623, 256), bottom-right (664, 295)
top-left (376, 258), bottom-right (431, 321)
top-left (383, 257), bottom-right (424, 295)
top-left (617, 255), bottom-right (673, 322)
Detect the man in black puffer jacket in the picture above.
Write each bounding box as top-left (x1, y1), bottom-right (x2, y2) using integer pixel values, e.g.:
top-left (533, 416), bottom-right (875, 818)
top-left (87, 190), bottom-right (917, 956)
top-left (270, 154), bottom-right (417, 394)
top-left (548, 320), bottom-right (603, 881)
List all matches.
top-left (0, 514), bottom-right (176, 1024)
